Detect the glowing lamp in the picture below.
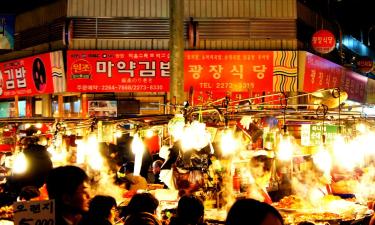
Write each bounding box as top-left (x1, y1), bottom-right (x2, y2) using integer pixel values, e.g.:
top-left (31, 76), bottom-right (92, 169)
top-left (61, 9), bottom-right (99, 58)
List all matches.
top-left (13, 152), bottom-right (28, 174)
top-left (132, 133), bottom-right (145, 176)
top-left (277, 134), bottom-right (294, 161)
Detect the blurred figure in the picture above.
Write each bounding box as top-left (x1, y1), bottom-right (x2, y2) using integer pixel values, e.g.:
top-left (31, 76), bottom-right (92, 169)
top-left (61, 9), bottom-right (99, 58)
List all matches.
top-left (6, 137), bottom-right (53, 195)
top-left (117, 161), bottom-right (147, 191)
top-left (124, 212), bottom-right (161, 225)
top-left (169, 195), bottom-right (205, 225)
top-left (46, 165), bottom-right (90, 225)
top-left (127, 192), bottom-right (159, 215)
top-left (124, 193), bottom-right (161, 225)
top-left (79, 195), bottom-right (118, 225)
top-left (152, 159), bottom-right (164, 184)
top-left (225, 198), bottom-right (283, 225)
top-left (18, 185), bottom-right (40, 201)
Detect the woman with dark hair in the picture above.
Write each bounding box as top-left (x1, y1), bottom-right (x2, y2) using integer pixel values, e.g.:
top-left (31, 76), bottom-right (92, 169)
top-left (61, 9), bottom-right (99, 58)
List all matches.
top-left (169, 195), bottom-right (205, 225)
top-left (79, 195), bottom-right (118, 225)
top-left (124, 193), bottom-right (161, 225)
top-left (225, 198), bottom-right (284, 225)
top-left (126, 192), bottom-right (159, 215)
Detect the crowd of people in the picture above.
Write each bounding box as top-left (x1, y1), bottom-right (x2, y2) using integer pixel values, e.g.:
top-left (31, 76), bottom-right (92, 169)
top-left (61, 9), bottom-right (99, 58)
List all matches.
top-left (45, 165), bottom-right (284, 225)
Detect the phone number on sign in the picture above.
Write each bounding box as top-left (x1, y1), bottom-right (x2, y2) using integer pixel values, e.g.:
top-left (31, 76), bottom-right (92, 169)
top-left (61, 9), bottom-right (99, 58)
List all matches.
top-left (200, 82), bottom-right (255, 90)
top-left (76, 84), bottom-right (165, 92)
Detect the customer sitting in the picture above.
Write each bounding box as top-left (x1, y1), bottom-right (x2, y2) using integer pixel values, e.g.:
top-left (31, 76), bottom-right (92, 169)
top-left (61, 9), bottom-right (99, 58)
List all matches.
top-left (225, 198), bottom-right (284, 225)
top-left (79, 195), bottom-right (118, 225)
top-left (169, 195), bottom-right (205, 225)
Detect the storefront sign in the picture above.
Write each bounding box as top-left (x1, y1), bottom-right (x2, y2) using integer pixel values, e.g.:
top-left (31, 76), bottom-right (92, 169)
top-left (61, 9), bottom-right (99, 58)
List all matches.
top-left (13, 200), bottom-right (55, 225)
top-left (0, 51), bottom-right (65, 98)
top-left (66, 50), bottom-right (170, 92)
top-left (184, 51), bottom-right (274, 92)
top-left (341, 70), bottom-right (368, 102)
top-left (356, 57), bottom-right (373, 73)
top-left (311, 29), bottom-right (336, 54)
top-left (303, 52), bottom-right (344, 92)
top-left (302, 52), bottom-right (367, 102)
top-left (301, 124), bottom-right (338, 146)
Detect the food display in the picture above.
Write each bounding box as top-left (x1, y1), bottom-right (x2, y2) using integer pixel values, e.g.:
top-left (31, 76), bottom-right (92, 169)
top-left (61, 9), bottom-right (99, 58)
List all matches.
top-left (0, 205), bottom-right (13, 221)
top-left (273, 195), bottom-right (373, 224)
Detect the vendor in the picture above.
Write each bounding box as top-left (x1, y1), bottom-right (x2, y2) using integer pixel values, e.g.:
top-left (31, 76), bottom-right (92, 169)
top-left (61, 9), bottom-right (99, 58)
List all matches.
top-left (117, 161), bottom-right (148, 191)
top-left (247, 150), bottom-right (274, 204)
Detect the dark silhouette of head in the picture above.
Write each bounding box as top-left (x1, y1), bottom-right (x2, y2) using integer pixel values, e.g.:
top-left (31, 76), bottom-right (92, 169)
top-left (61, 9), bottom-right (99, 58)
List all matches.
top-left (46, 165), bottom-right (89, 212)
top-left (176, 195), bottom-right (204, 225)
top-left (225, 198), bottom-right (283, 225)
top-left (127, 192), bottom-right (159, 215)
top-left (124, 212), bottom-right (161, 225)
top-left (88, 195), bottom-right (117, 219)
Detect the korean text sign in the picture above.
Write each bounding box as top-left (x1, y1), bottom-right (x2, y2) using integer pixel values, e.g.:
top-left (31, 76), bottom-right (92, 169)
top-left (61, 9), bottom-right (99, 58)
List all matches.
top-left (303, 52), bottom-right (344, 92)
top-left (184, 51), bottom-right (274, 92)
top-left (303, 52), bottom-right (367, 102)
top-left (67, 50), bottom-right (170, 92)
top-left (0, 53), bottom-right (55, 98)
top-left (13, 200), bottom-right (55, 225)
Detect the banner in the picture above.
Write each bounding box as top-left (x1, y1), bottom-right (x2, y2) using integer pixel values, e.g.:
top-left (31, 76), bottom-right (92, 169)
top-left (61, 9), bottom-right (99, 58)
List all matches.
top-left (184, 51), bottom-right (274, 92)
top-left (302, 51), bottom-right (367, 102)
top-left (341, 70), bottom-right (367, 102)
top-left (66, 50), bottom-right (170, 92)
top-left (0, 51), bottom-right (65, 98)
top-left (303, 52), bottom-right (344, 92)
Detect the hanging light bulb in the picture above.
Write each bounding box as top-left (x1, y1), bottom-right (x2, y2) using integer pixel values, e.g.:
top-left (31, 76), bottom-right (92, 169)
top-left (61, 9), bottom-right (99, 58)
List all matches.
top-left (132, 133), bottom-right (145, 176)
top-left (312, 145), bottom-right (332, 176)
top-left (12, 152), bottom-right (28, 174)
top-left (220, 128), bottom-right (238, 156)
top-left (277, 134), bottom-right (294, 161)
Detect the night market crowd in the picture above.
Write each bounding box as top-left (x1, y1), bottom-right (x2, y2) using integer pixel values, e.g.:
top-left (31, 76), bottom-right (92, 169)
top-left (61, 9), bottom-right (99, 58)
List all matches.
top-left (0, 134), bottom-right (285, 225)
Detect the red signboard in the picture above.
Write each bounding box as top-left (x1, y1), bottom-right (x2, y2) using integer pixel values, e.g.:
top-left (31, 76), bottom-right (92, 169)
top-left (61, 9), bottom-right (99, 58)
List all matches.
top-left (356, 57), bottom-right (373, 73)
top-left (341, 70), bottom-right (367, 102)
top-left (311, 30), bottom-right (336, 54)
top-left (184, 51), bottom-right (274, 92)
top-left (66, 50), bottom-right (170, 92)
top-left (303, 52), bottom-right (344, 92)
top-left (0, 52), bottom-right (57, 98)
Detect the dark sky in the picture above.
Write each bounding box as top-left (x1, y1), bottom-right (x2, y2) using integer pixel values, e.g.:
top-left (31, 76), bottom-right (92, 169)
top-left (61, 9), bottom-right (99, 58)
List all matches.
top-left (0, 0), bottom-right (58, 14)
top-left (302, 0), bottom-right (375, 33)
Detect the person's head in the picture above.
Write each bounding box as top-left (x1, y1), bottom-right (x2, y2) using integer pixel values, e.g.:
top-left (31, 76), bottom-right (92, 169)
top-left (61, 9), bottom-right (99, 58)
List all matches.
top-left (46, 165), bottom-right (90, 214)
top-left (176, 195), bottom-right (204, 225)
top-left (124, 212), bottom-right (161, 225)
top-left (127, 193), bottom-right (159, 215)
top-left (88, 195), bottom-right (117, 222)
top-left (225, 199), bottom-right (283, 225)
top-left (122, 161), bottom-right (135, 174)
top-left (152, 160), bottom-right (163, 175)
top-left (18, 186), bottom-right (40, 201)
